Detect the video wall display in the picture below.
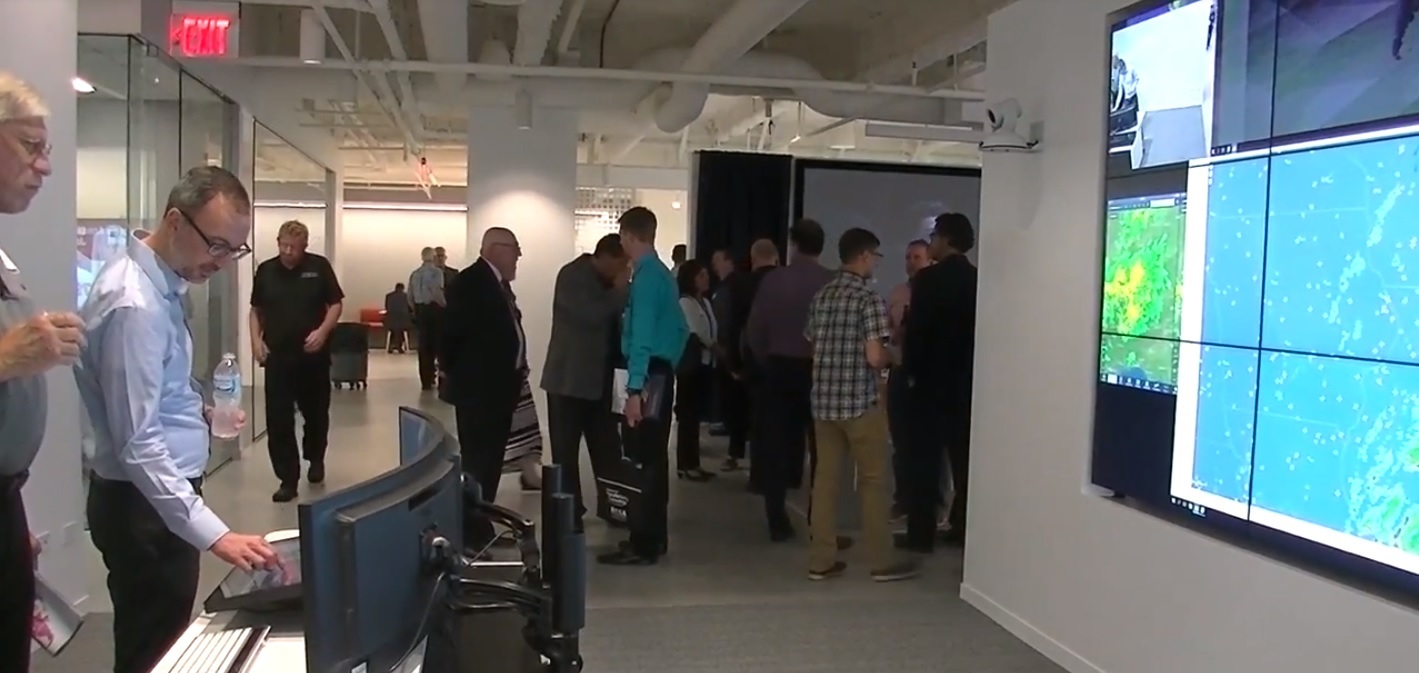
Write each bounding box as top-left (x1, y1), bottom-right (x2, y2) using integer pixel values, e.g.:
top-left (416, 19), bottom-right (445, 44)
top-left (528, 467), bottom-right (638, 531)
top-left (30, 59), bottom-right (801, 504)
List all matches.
top-left (1094, 0), bottom-right (1419, 599)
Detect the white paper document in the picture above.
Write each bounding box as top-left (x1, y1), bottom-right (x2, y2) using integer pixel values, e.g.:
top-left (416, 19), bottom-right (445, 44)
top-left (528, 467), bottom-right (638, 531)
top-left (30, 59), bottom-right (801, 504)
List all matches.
top-left (611, 368), bottom-right (629, 415)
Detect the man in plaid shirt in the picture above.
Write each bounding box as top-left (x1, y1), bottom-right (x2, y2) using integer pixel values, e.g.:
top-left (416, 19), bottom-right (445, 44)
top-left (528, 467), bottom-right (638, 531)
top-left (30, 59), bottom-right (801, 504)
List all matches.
top-left (803, 228), bottom-right (921, 582)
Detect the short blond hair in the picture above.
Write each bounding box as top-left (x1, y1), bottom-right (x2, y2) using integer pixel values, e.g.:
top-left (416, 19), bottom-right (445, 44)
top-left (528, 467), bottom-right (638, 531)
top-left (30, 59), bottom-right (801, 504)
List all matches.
top-left (0, 71), bottom-right (48, 123)
top-left (278, 220), bottom-right (309, 240)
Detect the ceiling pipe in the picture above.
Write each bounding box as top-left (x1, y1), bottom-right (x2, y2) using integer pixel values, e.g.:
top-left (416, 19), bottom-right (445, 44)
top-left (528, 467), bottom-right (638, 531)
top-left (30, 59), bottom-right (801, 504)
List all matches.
top-left (555, 0), bottom-right (588, 61)
top-left (368, 0), bottom-right (425, 144)
top-left (217, 55), bottom-right (982, 101)
top-left (301, 0), bottom-right (418, 155)
top-left (643, 0), bottom-right (816, 139)
top-left (415, 0), bottom-right (469, 99)
top-left (513, 0), bottom-right (564, 66)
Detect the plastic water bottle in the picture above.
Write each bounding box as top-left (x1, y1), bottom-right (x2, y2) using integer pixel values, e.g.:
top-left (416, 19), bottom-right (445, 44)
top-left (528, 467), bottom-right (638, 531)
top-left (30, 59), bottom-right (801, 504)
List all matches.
top-left (211, 353), bottom-right (242, 439)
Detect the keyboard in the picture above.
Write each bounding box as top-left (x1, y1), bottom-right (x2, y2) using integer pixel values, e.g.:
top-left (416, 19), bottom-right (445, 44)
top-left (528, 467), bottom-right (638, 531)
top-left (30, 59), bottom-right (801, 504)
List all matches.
top-left (166, 625), bottom-right (268, 673)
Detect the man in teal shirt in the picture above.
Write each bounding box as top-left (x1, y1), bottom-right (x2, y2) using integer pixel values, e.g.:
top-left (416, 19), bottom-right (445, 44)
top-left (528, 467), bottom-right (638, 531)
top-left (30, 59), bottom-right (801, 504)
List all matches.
top-left (599, 206), bottom-right (688, 566)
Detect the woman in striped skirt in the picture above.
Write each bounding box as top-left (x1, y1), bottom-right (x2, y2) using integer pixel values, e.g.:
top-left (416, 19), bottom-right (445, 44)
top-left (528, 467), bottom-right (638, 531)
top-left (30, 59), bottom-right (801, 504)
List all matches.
top-left (503, 373), bottom-right (544, 491)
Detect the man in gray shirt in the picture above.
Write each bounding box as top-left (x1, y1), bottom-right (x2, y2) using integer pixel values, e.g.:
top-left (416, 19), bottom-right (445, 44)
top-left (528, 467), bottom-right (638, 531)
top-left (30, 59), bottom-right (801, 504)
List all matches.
top-left (745, 218), bottom-right (834, 540)
top-left (540, 234), bottom-right (628, 528)
top-left (0, 71), bottom-right (84, 673)
top-left (409, 247), bottom-right (445, 390)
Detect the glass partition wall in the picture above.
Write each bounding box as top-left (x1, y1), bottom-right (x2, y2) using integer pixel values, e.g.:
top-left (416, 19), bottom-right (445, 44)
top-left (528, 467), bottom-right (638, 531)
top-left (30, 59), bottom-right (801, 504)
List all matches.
top-left (242, 124), bottom-right (330, 444)
top-left (77, 34), bottom-right (244, 472)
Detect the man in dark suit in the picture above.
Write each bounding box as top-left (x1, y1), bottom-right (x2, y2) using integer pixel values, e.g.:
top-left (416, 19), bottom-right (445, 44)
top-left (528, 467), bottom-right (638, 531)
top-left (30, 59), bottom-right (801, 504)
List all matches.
top-left (716, 239), bottom-right (778, 482)
top-left (441, 227), bottom-right (526, 546)
top-left (899, 213), bottom-right (977, 552)
top-left (540, 234), bottom-right (629, 529)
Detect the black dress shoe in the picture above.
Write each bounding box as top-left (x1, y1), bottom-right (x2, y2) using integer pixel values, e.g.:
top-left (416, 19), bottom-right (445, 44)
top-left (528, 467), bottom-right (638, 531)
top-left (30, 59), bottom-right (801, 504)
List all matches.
top-left (769, 525), bottom-right (797, 543)
top-left (307, 463), bottom-right (325, 484)
top-left (271, 485), bottom-right (298, 503)
top-left (597, 548), bottom-right (657, 566)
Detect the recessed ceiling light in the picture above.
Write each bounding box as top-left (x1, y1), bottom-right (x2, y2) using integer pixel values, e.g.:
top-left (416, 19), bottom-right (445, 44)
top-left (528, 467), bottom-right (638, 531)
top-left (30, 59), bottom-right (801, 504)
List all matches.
top-left (71, 77), bottom-right (95, 94)
top-left (302, 59), bottom-right (321, 65)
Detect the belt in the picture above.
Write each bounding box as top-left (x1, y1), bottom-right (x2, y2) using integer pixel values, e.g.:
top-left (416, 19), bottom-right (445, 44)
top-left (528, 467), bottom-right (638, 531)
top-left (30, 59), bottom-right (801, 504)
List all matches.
top-left (0, 470), bottom-right (28, 497)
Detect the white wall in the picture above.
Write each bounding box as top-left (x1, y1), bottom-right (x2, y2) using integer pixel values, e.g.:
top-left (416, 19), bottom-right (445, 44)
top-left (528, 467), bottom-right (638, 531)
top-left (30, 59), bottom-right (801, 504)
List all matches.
top-left (635, 188), bottom-right (688, 266)
top-left (4, 0), bottom-right (87, 606)
top-left (964, 2), bottom-right (1419, 673)
top-left (334, 206), bottom-right (467, 315)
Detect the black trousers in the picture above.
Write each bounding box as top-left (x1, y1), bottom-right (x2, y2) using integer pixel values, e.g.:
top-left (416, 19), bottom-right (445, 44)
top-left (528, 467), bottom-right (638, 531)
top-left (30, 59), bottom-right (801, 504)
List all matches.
top-left (0, 473), bottom-right (33, 673)
top-left (674, 362), bottom-right (711, 471)
top-left (716, 366), bottom-right (749, 460)
top-left (903, 391), bottom-right (973, 546)
top-left (88, 476), bottom-right (202, 673)
top-left (545, 392), bottom-right (618, 521)
top-left (755, 356), bottom-right (815, 526)
top-left (455, 383), bottom-right (520, 545)
top-left (265, 352), bottom-right (332, 487)
top-left (625, 360), bottom-right (675, 557)
top-left (414, 304), bottom-right (442, 388)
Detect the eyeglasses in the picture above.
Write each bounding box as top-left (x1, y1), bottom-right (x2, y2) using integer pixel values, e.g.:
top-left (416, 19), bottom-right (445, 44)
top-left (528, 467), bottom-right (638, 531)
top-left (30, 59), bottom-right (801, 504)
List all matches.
top-left (17, 138), bottom-right (50, 160)
top-left (177, 209), bottom-right (251, 260)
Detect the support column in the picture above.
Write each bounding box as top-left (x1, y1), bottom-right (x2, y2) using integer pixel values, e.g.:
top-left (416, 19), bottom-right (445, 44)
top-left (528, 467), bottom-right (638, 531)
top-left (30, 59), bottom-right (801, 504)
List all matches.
top-left (324, 166), bottom-right (344, 301)
top-left (465, 103), bottom-right (579, 444)
top-left (1, 0), bottom-right (87, 605)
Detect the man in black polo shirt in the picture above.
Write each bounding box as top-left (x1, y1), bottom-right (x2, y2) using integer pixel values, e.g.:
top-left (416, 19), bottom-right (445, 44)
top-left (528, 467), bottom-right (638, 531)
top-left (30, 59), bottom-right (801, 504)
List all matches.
top-left (250, 220), bottom-right (345, 502)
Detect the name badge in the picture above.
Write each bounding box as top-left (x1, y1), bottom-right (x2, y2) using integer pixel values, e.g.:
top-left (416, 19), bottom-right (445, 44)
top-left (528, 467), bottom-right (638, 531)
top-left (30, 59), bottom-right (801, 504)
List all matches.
top-left (0, 248), bottom-right (16, 272)
top-left (301, 271), bottom-right (319, 279)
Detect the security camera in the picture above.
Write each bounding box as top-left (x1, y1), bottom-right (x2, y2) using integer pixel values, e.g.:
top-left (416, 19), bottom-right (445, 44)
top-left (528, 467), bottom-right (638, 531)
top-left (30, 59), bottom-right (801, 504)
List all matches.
top-left (980, 98), bottom-right (1040, 153)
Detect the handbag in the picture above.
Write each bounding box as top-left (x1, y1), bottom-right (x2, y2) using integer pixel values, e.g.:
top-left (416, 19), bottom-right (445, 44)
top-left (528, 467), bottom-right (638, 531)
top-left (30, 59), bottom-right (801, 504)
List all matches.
top-left (595, 450), bottom-right (642, 527)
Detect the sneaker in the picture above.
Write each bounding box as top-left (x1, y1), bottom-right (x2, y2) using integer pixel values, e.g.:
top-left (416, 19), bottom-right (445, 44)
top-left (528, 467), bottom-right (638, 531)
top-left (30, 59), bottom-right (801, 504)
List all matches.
top-left (870, 560), bottom-right (922, 582)
top-left (807, 561), bottom-right (847, 581)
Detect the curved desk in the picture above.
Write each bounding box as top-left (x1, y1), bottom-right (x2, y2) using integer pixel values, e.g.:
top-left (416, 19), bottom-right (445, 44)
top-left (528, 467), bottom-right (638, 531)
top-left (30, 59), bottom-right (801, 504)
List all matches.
top-left (149, 542), bottom-right (539, 673)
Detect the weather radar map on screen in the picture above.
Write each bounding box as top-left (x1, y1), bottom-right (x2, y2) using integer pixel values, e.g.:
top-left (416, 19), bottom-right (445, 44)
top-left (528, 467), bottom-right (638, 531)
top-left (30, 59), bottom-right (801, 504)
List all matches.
top-left (1095, 0), bottom-right (1419, 597)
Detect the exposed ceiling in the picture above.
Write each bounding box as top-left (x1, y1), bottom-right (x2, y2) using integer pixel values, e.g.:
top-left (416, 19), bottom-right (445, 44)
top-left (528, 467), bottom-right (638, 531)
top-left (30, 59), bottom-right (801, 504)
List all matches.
top-left (156, 0), bottom-right (1008, 187)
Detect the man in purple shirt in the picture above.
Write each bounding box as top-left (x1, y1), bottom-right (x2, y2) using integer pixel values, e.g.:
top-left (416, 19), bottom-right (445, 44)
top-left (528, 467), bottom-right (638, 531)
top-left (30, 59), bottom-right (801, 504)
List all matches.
top-left (745, 219), bottom-right (835, 540)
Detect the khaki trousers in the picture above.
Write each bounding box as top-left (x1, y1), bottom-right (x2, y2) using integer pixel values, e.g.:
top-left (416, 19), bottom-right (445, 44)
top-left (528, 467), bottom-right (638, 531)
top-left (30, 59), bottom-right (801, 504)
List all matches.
top-left (809, 405), bottom-right (892, 572)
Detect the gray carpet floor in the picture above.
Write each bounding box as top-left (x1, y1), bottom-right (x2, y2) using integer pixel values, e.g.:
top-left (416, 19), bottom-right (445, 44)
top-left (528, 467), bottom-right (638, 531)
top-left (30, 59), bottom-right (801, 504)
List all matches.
top-left (29, 355), bottom-right (1062, 673)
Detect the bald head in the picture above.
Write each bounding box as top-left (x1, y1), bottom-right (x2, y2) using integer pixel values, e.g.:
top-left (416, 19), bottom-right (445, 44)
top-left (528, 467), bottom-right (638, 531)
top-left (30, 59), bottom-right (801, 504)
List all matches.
top-left (479, 227), bottom-right (521, 281)
top-left (749, 238), bottom-right (780, 269)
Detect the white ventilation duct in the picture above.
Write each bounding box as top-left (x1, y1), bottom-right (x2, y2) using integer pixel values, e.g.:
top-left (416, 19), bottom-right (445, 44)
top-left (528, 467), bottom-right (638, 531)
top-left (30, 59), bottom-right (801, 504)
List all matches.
top-left (512, 0), bottom-right (563, 66)
top-left (653, 50), bottom-right (974, 132)
top-left (416, 0), bottom-right (471, 98)
top-left (609, 0), bottom-right (816, 160)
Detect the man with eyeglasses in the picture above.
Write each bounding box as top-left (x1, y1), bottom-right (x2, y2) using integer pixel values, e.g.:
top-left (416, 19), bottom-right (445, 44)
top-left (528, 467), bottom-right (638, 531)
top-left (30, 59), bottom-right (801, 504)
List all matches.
top-left (0, 71), bottom-right (85, 673)
top-left (75, 166), bottom-right (281, 673)
top-left (250, 220), bottom-right (345, 503)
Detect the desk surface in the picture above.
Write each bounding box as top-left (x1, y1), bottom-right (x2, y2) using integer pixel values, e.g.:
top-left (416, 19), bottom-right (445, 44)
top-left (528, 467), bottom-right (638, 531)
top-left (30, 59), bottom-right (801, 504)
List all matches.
top-left (150, 545), bottom-right (534, 673)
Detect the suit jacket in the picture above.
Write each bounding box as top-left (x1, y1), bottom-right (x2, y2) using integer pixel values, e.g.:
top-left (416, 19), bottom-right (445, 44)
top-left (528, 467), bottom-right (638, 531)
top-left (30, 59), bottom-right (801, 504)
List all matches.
top-left (440, 258), bottom-right (522, 408)
top-left (540, 255), bottom-right (626, 401)
top-left (716, 265), bottom-right (776, 373)
top-left (903, 254), bottom-right (977, 404)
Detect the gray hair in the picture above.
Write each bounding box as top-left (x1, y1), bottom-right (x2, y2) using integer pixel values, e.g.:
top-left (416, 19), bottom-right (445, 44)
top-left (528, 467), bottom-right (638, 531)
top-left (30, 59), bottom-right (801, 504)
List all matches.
top-left (165, 166), bottom-right (251, 215)
top-left (0, 71), bottom-right (48, 123)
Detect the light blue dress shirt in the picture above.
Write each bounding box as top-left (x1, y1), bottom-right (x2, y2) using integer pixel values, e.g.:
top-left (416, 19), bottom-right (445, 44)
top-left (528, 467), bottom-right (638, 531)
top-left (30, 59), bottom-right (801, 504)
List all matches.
top-left (407, 262), bottom-right (445, 305)
top-left (75, 242), bottom-right (229, 551)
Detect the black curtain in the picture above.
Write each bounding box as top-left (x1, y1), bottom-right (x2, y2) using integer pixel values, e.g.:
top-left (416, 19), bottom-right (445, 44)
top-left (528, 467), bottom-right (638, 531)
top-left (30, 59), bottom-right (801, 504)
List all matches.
top-left (691, 150), bottom-right (793, 271)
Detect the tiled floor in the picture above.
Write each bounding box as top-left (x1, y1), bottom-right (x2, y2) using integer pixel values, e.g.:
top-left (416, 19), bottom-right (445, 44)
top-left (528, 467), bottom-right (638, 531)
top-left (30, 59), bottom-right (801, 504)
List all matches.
top-left (41, 353), bottom-right (1064, 673)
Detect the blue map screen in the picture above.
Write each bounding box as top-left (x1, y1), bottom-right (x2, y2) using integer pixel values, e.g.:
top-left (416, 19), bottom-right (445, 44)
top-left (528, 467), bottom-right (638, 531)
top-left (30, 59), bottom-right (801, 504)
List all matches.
top-left (1174, 130), bottom-right (1419, 573)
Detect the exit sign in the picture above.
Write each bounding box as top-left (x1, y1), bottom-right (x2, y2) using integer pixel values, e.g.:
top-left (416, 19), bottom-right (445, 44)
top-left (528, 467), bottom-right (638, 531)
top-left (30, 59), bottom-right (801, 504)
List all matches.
top-left (170, 14), bottom-right (233, 58)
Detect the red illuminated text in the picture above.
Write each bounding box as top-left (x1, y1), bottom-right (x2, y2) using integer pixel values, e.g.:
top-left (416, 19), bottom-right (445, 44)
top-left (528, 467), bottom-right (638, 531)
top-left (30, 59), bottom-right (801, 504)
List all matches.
top-left (170, 15), bottom-right (231, 58)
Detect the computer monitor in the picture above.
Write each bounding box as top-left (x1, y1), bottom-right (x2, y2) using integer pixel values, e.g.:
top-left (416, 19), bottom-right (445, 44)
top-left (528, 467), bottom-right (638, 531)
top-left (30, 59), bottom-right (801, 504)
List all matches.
top-left (300, 425), bottom-right (463, 673)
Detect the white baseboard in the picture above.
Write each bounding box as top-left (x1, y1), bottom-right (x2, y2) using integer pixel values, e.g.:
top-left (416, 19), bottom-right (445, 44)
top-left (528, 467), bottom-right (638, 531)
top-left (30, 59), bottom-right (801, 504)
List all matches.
top-left (959, 583), bottom-right (1108, 673)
